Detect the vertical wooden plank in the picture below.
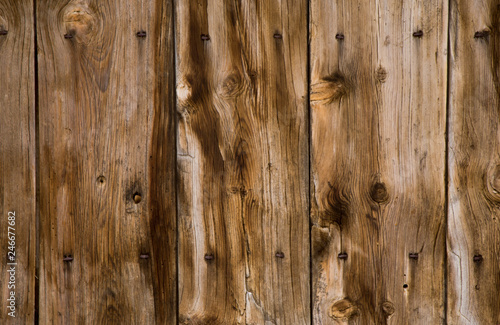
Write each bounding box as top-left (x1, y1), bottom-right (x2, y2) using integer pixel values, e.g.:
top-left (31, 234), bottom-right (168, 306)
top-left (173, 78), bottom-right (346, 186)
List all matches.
top-left (176, 0), bottom-right (309, 323)
top-left (0, 0), bottom-right (35, 322)
top-left (37, 0), bottom-right (176, 323)
top-left (448, 1), bottom-right (500, 323)
top-left (310, 0), bottom-right (448, 323)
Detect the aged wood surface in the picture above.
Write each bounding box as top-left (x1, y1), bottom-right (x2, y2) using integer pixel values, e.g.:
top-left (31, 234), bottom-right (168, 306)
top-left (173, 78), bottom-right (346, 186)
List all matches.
top-left (0, 0), bottom-right (36, 323)
top-left (310, 0), bottom-right (448, 323)
top-left (175, 0), bottom-right (309, 323)
top-left (448, 1), bottom-right (500, 323)
top-left (37, 0), bottom-right (176, 323)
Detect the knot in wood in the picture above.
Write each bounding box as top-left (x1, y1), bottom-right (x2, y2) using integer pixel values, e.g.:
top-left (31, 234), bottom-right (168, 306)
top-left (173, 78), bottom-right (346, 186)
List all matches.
top-left (370, 182), bottom-right (389, 203)
top-left (218, 72), bottom-right (244, 98)
top-left (376, 66), bottom-right (388, 83)
top-left (474, 30), bottom-right (490, 39)
top-left (329, 299), bottom-right (358, 320)
top-left (177, 79), bottom-right (193, 107)
top-left (310, 72), bottom-right (350, 105)
top-left (381, 301), bottom-right (395, 315)
top-left (63, 5), bottom-right (97, 44)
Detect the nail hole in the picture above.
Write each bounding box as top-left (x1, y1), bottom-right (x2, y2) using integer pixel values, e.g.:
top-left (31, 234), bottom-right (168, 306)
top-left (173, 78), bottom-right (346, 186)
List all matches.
top-left (335, 33), bottom-right (344, 40)
top-left (275, 252), bottom-right (285, 258)
top-left (97, 175), bottom-right (106, 184)
top-left (403, 284), bottom-right (408, 289)
top-left (201, 34), bottom-right (210, 41)
top-left (136, 31), bottom-right (147, 38)
top-left (133, 192), bottom-right (142, 204)
top-left (204, 254), bottom-right (214, 260)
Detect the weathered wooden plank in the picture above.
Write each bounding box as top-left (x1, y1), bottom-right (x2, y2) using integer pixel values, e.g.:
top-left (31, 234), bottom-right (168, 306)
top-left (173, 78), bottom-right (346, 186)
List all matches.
top-left (176, 0), bottom-right (309, 323)
top-left (37, 0), bottom-right (176, 323)
top-left (310, 0), bottom-right (448, 323)
top-left (0, 0), bottom-right (36, 322)
top-left (448, 1), bottom-right (500, 323)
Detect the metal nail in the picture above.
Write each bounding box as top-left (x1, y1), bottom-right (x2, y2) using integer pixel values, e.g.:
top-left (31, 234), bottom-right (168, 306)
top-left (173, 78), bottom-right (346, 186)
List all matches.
top-left (413, 30), bottom-right (423, 37)
top-left (275, 252), bottom-right (285, 258)
top-left (201, 34), bottom-right (210, 41)
top-left (64, 34), bottom-right (73, 39)
top-left (338, 252), bottom-right (348, 260)
top-left (273, 33), bottom-right (282, 39)
top-left (0, 30), bottom-right (7, 36)
top-left (335, 33), bottom-right (344, 40)
top-left (63, 255), bottom-right (74, 262)
top-left (473, 254), bottom-right (483, 262)
top-left (136, 31), bottom-right (147, 38)
top-left (204, 254), bottom-right (214, 260)
top-left (409, 253), bottom-right (419, 260)
top-left (140, 254), bottom-right (150, 259)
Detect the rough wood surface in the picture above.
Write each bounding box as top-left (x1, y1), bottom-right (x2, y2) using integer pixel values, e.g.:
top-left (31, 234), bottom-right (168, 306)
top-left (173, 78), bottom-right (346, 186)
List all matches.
top-left (310, 0), bottom-right (448, 323)
top-left (0, 0), bottom-right (36, 323)
top-left (175, 0), bottom-right (309, 323)
top-left (448, 1), bottom-right (500, 323)
top-left (37, 0), bottom-right (176, 323)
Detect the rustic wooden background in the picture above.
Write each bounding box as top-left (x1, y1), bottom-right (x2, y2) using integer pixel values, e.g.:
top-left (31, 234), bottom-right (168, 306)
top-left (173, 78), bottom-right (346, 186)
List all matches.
top-left (1, 0), bottom-right (499, 324)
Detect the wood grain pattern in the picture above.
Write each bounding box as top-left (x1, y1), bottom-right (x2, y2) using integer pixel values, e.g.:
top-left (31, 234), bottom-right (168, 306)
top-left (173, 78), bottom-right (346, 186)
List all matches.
top-left (448, 1), bottom-right (500, 323)
top-left (310, 0), bottom-right (448, 323)
top-left (175, 0), bottom-right (309, 323)
top-left (37, 0), bottom-right (176, 323)
top-left (0, 0), bottom-right (36, 323)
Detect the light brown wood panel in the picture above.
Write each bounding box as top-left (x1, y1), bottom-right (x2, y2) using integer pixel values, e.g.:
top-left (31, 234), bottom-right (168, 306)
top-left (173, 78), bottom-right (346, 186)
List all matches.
top-left (310, 0), bottom-right (448, 323)
top-left (448, 1), bottom-right (500, 323)
top-left (175, 0), bottom-right (309, 323)
top-left (37, 0), bottom-right (176, 323)
top-left (0, 0), bottom-right (36, 323)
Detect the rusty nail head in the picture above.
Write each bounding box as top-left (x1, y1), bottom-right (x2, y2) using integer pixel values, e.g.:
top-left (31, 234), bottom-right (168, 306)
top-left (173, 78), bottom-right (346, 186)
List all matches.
top-left (201, 34), bottom-right (210, 41)
top-left (0, 30), bottom-right (7, 36)
top-left (64, 34), bottom-right (73, 39)
top-left (413, 30), bottom-right (423, 37)
top-left (273, 33), bottom-right (282, 39)
top-left (133, 193), bottom-right (142, 204)
top-left (140, 254), bottom-right (149, 259)
top-left (338, 252), bottom-right (348, 259)
top-left (473, 254), bottom-right (483, 262)
top-left (204, 254), bottom-right (214, 260)
top-left (275, 252), bottom-right (285, 258)
top-left (136, 31), bottom-right (147, 38)
top-left (409, 253), bottom-right (418, 260)
top-left (335, 33), bottom-right (344, 40)
top-left (63, 255), bottom-right (74, 262)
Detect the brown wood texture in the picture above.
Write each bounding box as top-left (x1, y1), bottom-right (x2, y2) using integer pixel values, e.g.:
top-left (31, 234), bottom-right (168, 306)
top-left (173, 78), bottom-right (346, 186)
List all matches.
top-left (175, 0), bottom-right (310, 323)
top-left (310, 0), bottom-right (448, 323)
top-left (0, 0), bottom-right (36, 323)
top-left (447, 1), bottom-right (500, 323)
top-left (36, 0), bottom-right (176, 323)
